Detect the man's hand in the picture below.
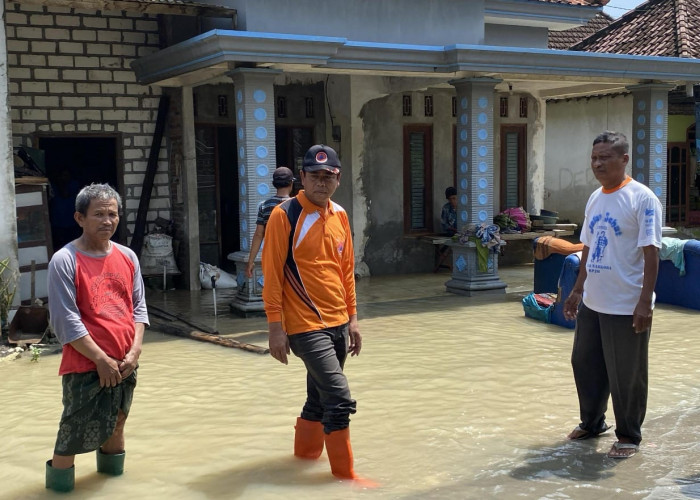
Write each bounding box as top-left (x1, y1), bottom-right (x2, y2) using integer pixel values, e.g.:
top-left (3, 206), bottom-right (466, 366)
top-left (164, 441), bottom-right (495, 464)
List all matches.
top-left (95, 355), bottom-right (122, 388)
top-left (563, 289), bottom-right (582, 321)
top-left (632, 299), bottom-right (653, 334)
top-left (348, 315), bottom-right (362, 356)
top-left (119, 346), bottom-right (141, 378)
top-left (268, 322), bottom-right (290, 364)
top-left (245, 261), bottom-right (254, 279)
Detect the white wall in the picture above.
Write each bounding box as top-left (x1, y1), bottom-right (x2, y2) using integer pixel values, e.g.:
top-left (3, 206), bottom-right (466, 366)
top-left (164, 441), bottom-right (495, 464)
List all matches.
top-left (545, 94), bottom-right (632, 225)
top-left (229, 0), bottom-right (485, 45)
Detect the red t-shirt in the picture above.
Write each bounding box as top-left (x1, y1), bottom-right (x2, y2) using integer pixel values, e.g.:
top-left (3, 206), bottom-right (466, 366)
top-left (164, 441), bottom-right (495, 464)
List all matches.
top-left (53, 245), bottom-right (142, 375)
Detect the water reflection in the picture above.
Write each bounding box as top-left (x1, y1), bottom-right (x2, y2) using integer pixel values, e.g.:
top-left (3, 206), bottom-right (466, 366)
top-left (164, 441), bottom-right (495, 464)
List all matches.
top-left (2, 269), bottom-right (700, 499)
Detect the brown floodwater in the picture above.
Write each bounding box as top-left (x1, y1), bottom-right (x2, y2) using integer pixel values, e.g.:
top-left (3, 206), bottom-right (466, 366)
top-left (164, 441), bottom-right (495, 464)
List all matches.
top-left (2, 269), bottom-right (700, 499)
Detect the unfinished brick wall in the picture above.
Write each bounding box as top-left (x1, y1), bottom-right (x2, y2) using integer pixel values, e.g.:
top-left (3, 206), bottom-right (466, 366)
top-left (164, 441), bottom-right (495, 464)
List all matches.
top-left (5, 1), bottom-right (171, 241)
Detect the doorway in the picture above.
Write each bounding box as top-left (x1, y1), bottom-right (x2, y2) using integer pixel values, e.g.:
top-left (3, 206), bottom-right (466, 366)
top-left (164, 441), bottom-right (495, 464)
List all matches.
top-left (667, 142), bottom-right (689, 224)
top-left (194, 125), bottom-right (239, 273)
top-left (275, 125), bottom-right (314, 193)
top-left (36, 135), bottom-right (121, 252)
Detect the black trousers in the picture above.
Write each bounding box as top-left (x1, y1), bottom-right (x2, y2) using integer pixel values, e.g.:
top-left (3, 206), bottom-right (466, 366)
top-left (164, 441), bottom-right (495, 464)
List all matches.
top-left (571, 303), bottom-right (650, 445)
top-left (288, 324), bottom-right (357, 433)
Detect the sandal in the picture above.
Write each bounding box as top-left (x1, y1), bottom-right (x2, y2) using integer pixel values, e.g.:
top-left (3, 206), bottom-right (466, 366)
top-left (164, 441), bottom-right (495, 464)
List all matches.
top-left (567, 423), bottom-right (612, 440)
top-left (607, 441), bottom-right (639, 459)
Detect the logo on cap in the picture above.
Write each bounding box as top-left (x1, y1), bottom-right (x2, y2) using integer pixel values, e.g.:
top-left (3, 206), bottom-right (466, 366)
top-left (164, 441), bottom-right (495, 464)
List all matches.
top-left (315, 152), bottom-right (328, 164)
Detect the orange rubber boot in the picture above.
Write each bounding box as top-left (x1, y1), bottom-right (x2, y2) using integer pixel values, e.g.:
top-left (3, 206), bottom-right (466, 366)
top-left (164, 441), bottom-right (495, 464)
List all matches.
top-left (294, 417), bottom-right (324, 459)
top-left (324, 427), bottom-right (356, 479)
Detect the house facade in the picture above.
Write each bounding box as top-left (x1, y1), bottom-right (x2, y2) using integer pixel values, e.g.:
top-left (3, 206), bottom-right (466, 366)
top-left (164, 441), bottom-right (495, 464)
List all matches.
top-left (546, 0), bottom-right (700, 227)
top-left (2, 0), bottom-right (700, 314)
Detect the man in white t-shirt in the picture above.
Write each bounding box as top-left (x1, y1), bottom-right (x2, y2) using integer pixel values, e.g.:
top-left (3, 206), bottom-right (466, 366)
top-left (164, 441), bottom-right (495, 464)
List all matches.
top-left (563, 131), bottom-right (662, 459)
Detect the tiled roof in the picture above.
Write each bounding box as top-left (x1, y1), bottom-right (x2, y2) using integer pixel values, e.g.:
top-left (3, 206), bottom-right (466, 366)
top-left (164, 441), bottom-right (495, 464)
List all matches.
top-left (548, 12), bottom-right (613, 49)
top-left (534, 0), bottom-right (609, 5)
top-left (571, 0), bottom-right (700, 58)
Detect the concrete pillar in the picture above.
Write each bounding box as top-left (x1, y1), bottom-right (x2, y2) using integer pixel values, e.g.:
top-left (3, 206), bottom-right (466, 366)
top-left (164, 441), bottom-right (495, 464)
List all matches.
top-left (628, 83), bottom-right (674, 222)
top-left (446, 78), bottom-right (506, 296)
top-left (527, 95), bottom-right (546, 214)
top-left (227, 68), bottom-right (280, 316)
top-left (0, 2), bottom-right (20, 323)
top-left (181, 87), bottom-right (201, 290)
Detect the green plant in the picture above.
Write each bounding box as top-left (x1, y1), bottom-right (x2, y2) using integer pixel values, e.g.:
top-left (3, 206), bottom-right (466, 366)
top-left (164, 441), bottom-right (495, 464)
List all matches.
top-left (0, 258), bottom-right (18, 327)
top-left (29, 345), bottom-right (43, 362)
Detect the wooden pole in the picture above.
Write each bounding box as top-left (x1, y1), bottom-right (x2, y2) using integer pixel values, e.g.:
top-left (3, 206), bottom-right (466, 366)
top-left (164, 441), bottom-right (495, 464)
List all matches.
top-left (150, 317), bottom-right (269, 355)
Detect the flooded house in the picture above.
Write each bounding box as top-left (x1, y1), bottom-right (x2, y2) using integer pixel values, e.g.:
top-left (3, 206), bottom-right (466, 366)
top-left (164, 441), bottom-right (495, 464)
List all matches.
top-left (2, 0), bottom-right (700, 318)
top-left (546, 0), bottom-right (700, 228)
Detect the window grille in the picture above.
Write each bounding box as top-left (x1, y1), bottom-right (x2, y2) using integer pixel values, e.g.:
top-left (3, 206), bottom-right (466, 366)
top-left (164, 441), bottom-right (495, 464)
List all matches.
top-left (217, 95), bottom-right (228, 117)
top-left (424, 95), bottom-right (433, 117)
top-left (519, 97), bottom-right (528, 118)
top-left (277, 96), bottom-right (287, 118)
top-left (500, 97), bottom-right (509, 118)
top-left (403, 95), bottom-right (412, 117)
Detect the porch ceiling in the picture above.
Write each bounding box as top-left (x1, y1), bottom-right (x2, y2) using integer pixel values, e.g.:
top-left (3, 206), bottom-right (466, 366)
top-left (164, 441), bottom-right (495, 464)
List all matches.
top-left (131, 30), bottom-right (700, 98)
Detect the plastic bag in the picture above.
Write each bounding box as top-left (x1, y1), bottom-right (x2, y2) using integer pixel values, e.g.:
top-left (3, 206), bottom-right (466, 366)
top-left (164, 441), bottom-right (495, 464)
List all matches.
top-left (140, 234), bottom-right (180, 275)
top-left (522, 292), bottom-right (552, 323)
top-left (199, 262), bottom-right (237, 289)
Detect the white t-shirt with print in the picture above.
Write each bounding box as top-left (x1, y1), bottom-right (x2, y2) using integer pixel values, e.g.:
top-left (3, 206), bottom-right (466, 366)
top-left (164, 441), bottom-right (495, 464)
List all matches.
top-left (580, 178), bottom-right (662, 315)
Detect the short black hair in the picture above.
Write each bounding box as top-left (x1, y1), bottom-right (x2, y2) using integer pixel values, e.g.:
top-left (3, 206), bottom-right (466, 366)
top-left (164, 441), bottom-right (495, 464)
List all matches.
top-left (445, 186), bottom-right (457, 198)
top-left (593, 131), bottom-right (629, 155)
top-left (75, 183), bottom-right (122, 215)
top-left (272, 178), bottom-right (293, 189)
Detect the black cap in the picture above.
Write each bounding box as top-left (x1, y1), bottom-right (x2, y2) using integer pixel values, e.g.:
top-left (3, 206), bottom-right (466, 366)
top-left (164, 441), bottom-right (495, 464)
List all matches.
top-left (272, 166), bottom-right (294, 187)
top-left (445, 186), bottom-right (457, 198)
top-left (302, 144), bottom-right (341, 174)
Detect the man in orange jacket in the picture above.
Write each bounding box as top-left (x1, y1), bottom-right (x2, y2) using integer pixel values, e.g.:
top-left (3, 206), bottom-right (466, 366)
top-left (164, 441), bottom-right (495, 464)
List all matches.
top-left (262, 144), bottom-right (364, 481)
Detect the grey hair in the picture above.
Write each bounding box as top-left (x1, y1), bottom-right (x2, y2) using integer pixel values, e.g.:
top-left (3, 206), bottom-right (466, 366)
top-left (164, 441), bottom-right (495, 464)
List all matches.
top-left (74, 183), bottom-right (122, 215)
top-left (593, 131), bottom-right (629, 155)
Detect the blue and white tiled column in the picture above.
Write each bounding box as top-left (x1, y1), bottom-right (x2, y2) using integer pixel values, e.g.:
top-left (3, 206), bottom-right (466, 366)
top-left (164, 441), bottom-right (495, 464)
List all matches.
top-left (628, 83), bottom-right (673, 222)
top-left (446, 78), bottom-right (506, 296)
top-left (228, 68), bottom-right (280, 316)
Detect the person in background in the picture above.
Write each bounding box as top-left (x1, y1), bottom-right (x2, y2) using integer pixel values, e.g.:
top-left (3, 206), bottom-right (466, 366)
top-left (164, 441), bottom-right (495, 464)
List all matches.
top-left (441, 186), bottom-right (458, 236)
top-left (563, 131), bottom-right (662, 459)
top-left (45, 183), bottom-right (149, 492)
top-left (262, 145), bottom-right (371, 483)
top-left (245, 167), bottom-right (295, 278)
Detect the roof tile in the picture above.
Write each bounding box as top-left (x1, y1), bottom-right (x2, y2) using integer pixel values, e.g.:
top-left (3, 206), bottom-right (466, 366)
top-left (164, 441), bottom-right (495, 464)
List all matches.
top-left (571, 0), bottom-right (700, 58)
top-left (534, 0), bottom-right (609, 5)
top-left (548, 12), bottom-right (613, 49)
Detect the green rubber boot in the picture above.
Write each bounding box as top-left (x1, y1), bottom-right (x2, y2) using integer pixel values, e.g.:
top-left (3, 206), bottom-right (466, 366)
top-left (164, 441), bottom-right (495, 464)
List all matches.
top-left (45, 460), bottom-right (75, 493)
top-left (96, 448), bottom-right (125, 475)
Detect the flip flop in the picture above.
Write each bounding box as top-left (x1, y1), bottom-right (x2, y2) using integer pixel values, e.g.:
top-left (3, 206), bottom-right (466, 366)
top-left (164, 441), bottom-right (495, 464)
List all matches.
top-left (567, 423), bottom-right (612, 440)
top-left (607, 441), bottom-right (639, 459)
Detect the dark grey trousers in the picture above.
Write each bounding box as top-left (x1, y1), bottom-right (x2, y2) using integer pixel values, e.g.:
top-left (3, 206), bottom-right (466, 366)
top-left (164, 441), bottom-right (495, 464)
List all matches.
top-left (288, 323), bottom-right (357, 433)
top-left (571, 303), bottom-right (650, 445)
